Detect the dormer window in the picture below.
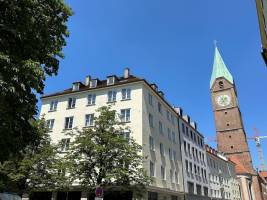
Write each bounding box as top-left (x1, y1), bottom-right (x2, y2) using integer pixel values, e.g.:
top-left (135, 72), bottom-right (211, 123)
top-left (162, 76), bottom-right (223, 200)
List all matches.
top-left (90, 79), bottom-right (97, 88)
top-left (107, 76), bottom-right (115, 85)
top-left (72, 82), bottom-right (80, 91)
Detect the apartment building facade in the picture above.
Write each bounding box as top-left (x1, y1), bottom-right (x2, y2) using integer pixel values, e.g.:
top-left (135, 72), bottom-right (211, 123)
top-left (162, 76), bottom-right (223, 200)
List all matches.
top-left (178, 113), bottom-right (210, 200)
top-left (40, 68), bottom-right (185, 200)
top-left (206, 146), bottom-right (242, 200)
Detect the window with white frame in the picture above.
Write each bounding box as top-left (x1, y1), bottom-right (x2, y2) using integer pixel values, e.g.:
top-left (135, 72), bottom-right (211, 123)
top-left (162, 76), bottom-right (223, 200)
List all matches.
top-left (161, 166), bottom-right (166, 180)
top-left (159, 121), bottom-right (163, 134)
top-left (175, 171), bottom-right (179, 183)
top-left (166, 110), bottom-right (170, 121)
top-left (85, 114), bottom-right (94, 127)
top-left (149, 113), bottom-right (153, 127)
top-left (67, 98), bottom-right (76, 109)
top-left (87, 94), bottom-right (96, 105)
top-left (121, 132), bottom-right (130, 140)
top-left (65, 116), bottom-right (74, 129)
top-left (61, 138), bottom-right (70, 151)
top-left (49, 100), bottom-right (58, 111)
top-left (171, 115), bottom-right (175, 125)
top-left (158, 102), bottom-right (162, 114)
top-left (122, 88), bottom-right (131, 100)
top-left (107, 91), bottom-right (117, 102)
top-left (120, 109), bottom-right (130, 122)
top-left (150, 161), bottom-right (155, 177)
top-left (46, 119), bottom-right (55, 131)
top-left (160, 143), bottom-right (164, 156)
top-left (148, 93), bottom-right (153, 106)
top-left (169, 148), bottom-right (172, 160)
top-left (170, 169), bottom-right (174, 183)
top-left (168, 128), bottom-right (171, 140)
top-left (149, 136), bottom-right (155, 151)
top-left (173, 150), bottom-right (177, 161)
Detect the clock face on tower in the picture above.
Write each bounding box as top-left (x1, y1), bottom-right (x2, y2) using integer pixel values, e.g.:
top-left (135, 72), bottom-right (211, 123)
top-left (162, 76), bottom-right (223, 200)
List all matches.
top-left (217, 94), bottom-right (231, 107)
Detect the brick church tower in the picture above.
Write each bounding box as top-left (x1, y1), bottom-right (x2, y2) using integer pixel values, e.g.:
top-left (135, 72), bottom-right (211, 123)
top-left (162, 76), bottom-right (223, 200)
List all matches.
top-left (210, 46), bottom-right (264, 200)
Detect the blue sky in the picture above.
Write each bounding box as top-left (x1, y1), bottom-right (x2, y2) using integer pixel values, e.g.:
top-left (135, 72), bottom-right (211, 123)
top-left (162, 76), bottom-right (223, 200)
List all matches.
top-left (40, 0), bottom-right (267, 169)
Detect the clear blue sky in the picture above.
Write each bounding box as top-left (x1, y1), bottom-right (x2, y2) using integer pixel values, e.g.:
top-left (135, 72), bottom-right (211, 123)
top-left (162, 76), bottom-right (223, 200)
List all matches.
top-left (40, 0), bottom-right (267, 170)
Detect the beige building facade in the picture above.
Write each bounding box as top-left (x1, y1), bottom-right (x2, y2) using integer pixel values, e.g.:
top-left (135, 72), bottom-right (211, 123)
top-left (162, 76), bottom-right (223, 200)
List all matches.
top-left (40, 68), bottom-right (185, 200)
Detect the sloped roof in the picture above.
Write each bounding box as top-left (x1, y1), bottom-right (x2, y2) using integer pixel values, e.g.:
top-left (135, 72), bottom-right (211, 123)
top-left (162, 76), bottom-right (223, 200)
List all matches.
top-left (229, 156), bottom-right (250, 175)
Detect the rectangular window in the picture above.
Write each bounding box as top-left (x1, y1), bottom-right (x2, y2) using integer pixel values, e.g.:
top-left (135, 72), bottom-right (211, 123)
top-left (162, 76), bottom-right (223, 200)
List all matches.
top-left (149, 113), bottom-right (154, 127)
top-left (61, 138), bottom-right (70, 151)
top-left (159, 121), bottom-right (163, 134)
top-left (166, 110), bottom-right (170, 121)
top-left (150, 161), bottom-right (155, 177)
top-left (173, 150), bottom-right (177, 161)
top-left (85, 114), bottom-right (94, 126)
top-left (49, 100), bottom-right (58, 111)
top-left (186, 126), bottom-right (189, 136)
top-left (160, 143), bottom-right (164, 156)
top-left (149, 136), bottom-right (155, 151)
top-left (148, 192), bottom-right (158, 200)
top-left (190, 130), bottom-right (193, 140)
top-left (90, 79), bottom-right (97, 88)
top-left (188, 182), bottom-right (194, 194)
top-left (169, 148), bottom-right (172, 160)
top-left (67, 98), bottom-right (76, 109)
top-left (175, 171), bottom-right (179, 184)
top-left (122, 88), bottom-right (131, 100)
top-left (148, 93), bottom-right (153, 106)
top-left (186, 160), bottom-right (189, 172)
top-left (168, 128), bottom-right (171, 140)
top-left (46, 119), bottom-right (55, 131)
top-left (161, 166), bottom-right (166, 180)
top-left (122, 132), bottom-right (130, 140)
top-left (107, 91), bottom-right (117, 102)
top-left (189, 162), bottom-right (193, 173)
top-left (158, 102), bottom-right (162, 113)
top-left (170, 169), bottom-right (174, 183)
top-left (182, 123), bottom-right (185, 133)
top-left (121, 109), bottom-right (130, 122)
top-left (196, 184), bottom-right (202, 195)
top-left (171, 115), bottom-right (175, 125)
top-left (172, 131), bottom-right (176, 143)
top-left (65, 116), bottom-right (74, 129)
top-left (184, 141), bottom-right (187, 153)
top-left (107, 76), bottom-right (115, 85)
top-left (87, 94), bottom-right (96, 105)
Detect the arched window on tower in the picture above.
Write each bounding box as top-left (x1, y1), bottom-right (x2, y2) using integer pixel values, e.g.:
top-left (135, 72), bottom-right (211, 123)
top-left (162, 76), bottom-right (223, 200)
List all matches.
top-left (219, 81), bottom-right (224, 89)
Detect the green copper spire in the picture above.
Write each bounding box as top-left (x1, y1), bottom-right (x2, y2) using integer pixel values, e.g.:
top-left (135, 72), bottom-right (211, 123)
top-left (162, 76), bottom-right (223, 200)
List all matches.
top-left (210, 46), bottom-right (234, 88)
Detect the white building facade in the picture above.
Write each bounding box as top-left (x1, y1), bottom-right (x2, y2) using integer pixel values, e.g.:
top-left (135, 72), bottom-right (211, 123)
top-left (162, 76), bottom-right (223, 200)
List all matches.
top-left (178, 113), bottom-right (210, 200)
top-left (40, 69), bottom-right (185, 200)
top-left (206, 146), bottom-right (242, 200)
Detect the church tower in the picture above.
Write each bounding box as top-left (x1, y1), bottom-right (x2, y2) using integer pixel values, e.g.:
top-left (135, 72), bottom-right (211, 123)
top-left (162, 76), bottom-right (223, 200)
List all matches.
top-left (210, 46), bottom-right (265, 200)
top-left (210, 46), bottom-right (254, 173)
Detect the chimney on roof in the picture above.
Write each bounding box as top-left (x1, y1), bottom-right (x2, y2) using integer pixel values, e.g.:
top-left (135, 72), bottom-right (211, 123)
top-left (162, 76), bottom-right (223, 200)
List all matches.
top-left (158, 91), bottom-right (164, 98)
top-left (151, 83), bottom-right (158, 91)
top-left (124, 67), bottom-right (130, 78)
top-left (85, 75), bottom-right (91, 86)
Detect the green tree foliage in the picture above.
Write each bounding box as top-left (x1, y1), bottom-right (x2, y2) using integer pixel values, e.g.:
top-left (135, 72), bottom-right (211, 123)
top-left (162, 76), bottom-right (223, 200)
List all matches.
top-left (0, 119), bottom-right (69, 194)
top-left (0, 0), bottom-right (72, 161)
top-left (65, 106), bottom-right (151, 195)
